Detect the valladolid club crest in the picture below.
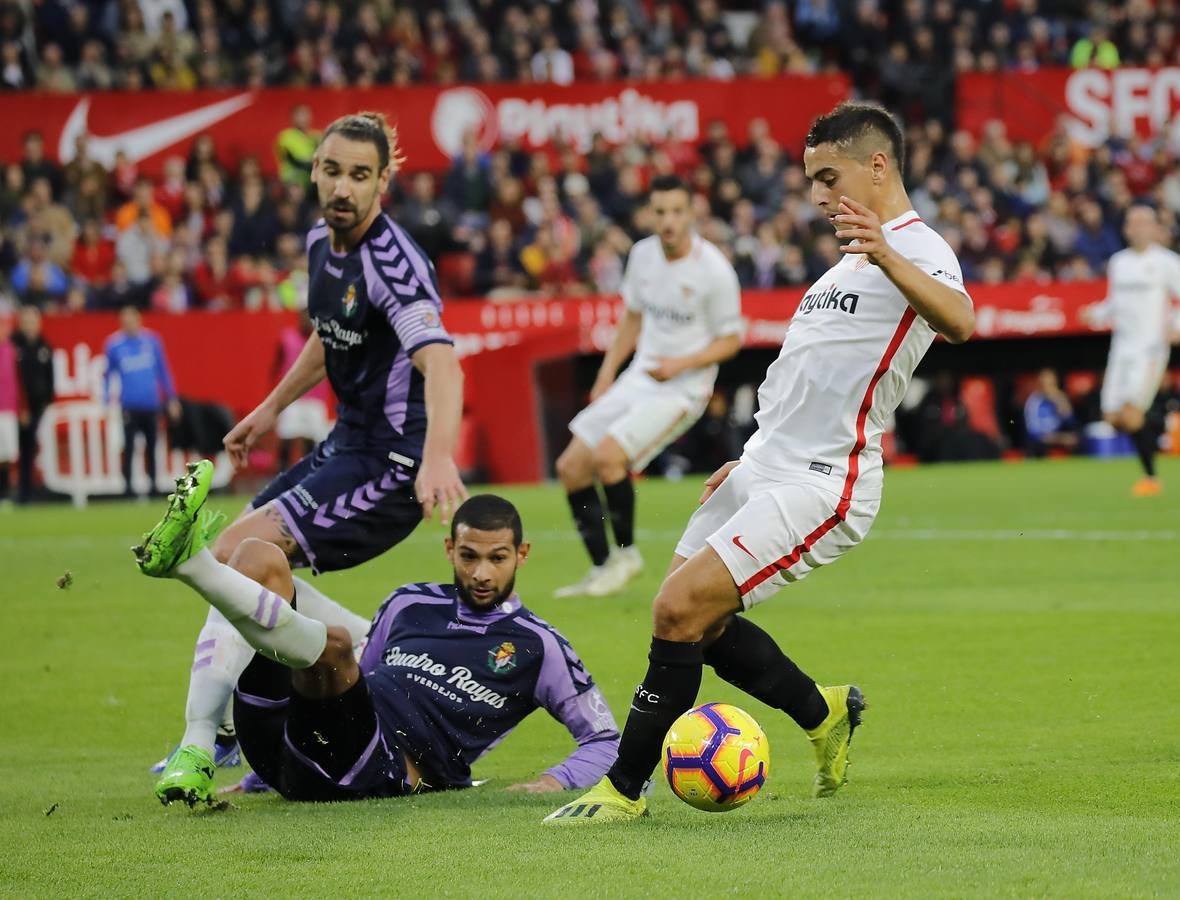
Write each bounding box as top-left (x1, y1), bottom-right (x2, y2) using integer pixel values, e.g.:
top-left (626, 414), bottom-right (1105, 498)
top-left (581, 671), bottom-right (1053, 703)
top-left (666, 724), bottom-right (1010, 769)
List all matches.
top-left (342, 283), bottom-right (358, 316)
top-left (487, 641), bottom-right (517, 673)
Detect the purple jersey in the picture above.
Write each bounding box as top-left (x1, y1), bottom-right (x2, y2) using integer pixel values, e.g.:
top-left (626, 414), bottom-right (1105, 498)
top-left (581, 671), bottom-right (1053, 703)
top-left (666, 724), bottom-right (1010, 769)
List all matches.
top-left (359, 583), bottom-right (619, 789)
top-left (306, 213), bottom-right (452, 457)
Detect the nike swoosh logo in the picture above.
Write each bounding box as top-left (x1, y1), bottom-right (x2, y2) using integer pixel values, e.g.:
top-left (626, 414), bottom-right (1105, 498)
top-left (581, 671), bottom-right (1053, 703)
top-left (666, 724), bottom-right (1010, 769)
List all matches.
top-left (732, 535), bottom-right (757, 561)
top-left (736, 748), bottom-right (754, 784)
top-left (57, 93), bottom-right (255, 169)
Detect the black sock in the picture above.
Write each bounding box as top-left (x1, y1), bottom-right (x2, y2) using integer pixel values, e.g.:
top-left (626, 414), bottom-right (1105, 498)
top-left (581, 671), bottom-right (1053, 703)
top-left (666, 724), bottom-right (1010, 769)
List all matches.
top-left (1133, 424), bottom-right (1158, 478)
top-left (567, 486), bottom-right (610, 567)
top-left (607, 637), bottom-right (703, 800)
top-left (0, 466), bottom-right (9, 499)
top-left (703, 617), bottom-right (828, 730)
top-left (602, 476), bottom-right (636, 548)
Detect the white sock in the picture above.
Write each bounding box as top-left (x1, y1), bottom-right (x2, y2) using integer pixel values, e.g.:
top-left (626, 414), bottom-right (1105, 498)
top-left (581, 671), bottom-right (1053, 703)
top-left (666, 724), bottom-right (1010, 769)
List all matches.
top-left (180, 608), bottom-right (254, 753)
top-left (291, 576), bottom-right (370, 645)
top-left (174, 549), bottom-right (327, 669)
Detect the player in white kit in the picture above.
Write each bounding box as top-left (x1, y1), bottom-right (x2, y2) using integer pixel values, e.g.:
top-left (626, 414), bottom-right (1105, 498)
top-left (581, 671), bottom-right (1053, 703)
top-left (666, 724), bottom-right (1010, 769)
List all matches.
top-left (1086, 205), bottom-right (1180, 496)
top-left (546, 102), bottom-right (975, 823)
top-left (553, 175), bottom-right (742, 598)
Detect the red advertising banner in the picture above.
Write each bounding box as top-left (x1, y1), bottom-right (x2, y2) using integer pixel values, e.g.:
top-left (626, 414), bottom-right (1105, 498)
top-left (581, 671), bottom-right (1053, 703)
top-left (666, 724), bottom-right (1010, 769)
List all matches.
top-left (957, 67), bottom-right (1180, 148)
top-left (0, 75), bottom-right (849, 178)
top-left (41, 280), bottom-right (1110, 411)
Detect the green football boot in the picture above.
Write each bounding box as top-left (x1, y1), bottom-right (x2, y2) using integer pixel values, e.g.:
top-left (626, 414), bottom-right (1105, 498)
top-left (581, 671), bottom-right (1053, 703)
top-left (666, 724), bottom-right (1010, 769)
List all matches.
top-left (132, 460), bottom-right (223, 577)
top-left (542, 776), bottom-right (648, 824)
top-left (154, 745), bottom-right (216, 807)
top-left (807, 684), bottom-right (867, 798)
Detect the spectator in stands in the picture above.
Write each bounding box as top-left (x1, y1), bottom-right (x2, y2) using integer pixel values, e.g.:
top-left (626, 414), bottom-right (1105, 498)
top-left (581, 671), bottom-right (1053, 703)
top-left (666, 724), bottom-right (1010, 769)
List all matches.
top-left (71, 218), bottom-right (116, 288)
top-left (444, 132), bottom-right (493, 215)
top-left (10, 304), bottom-right (53, 503)
top-left (153, 156), bottom-right (187, 223)
top-left (92, 260), bottom-right (145, 310)
top-left (1023, 368), bottom-right (1078, 457)
top-left (192, 236), bottom-right (250, 310)
top-left (276, 103), bottom-right (319, 189)
top-left (229, 178), bottom-right (279, 258)
top-left (116, 210), bottom-right (168, 288)
top-left (1072, 199), bottom-right (1121, 274)
top-left (474, 218), bottom-right (529, 298)
top-left (63, 134), bottom-right (109, 212)
top-left (20, 132), bottom-right (62, 200)
top-left (103, 305), bottom-right (180, 497)
top-left (149, 249), bottom-right (192, 313)
top-left (115, 176), bottom-right (173, 238)
top-left (11, 233), bottom-right (68, 308)
top-left (1070, 25), bottom-right (1120, 69)
top-left (24, 176), bottom-right (75, 267)
top-left (1, 41), bottom-right (31, 90)
top-left (399, 172), bottom-right (457, 262)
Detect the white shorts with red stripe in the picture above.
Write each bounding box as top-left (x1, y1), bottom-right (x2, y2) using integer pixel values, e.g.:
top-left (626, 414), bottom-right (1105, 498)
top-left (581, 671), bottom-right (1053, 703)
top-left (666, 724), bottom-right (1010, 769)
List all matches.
top-left (569, 369), bottom-right (707, 473)
top-left (674, 463), bottom-right (880, 609)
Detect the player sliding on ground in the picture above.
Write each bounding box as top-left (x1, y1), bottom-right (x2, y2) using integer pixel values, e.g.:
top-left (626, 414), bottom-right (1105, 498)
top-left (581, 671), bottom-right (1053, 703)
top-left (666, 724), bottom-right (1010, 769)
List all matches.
top-left (553, 175), bottom-right (742, 598)
top-left (545, 102), bottom-right (975, 823)
top-left (135, 480), bottom-right (619, 804)
top-left (149, 112), bottom-right (468, 803)
top-left (1084, 204), bottom-right (1180, 497)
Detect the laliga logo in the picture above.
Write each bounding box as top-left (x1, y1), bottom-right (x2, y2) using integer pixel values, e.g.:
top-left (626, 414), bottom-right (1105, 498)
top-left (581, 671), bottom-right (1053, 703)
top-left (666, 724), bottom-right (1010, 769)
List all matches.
top-left (431, 88), bottom-right (498, 158)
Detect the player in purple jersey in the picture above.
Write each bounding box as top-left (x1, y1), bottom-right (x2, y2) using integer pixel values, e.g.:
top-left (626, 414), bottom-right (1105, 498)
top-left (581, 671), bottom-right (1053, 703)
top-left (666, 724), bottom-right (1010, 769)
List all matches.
top-left (137, 484), bottom-right (619, 803)
top-left (150, 112), bottom-right (469, 805)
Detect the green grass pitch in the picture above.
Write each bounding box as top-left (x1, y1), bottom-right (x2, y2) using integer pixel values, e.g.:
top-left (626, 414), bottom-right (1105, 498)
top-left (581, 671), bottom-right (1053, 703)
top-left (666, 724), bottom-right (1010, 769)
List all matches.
top-left (1, 458), bottom-right (1178, 897)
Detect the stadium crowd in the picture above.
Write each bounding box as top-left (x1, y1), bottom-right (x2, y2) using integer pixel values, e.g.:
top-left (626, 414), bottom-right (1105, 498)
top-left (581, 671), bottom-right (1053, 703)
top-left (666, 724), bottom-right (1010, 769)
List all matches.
top-left (0, 0), bottom-right (1179, 311)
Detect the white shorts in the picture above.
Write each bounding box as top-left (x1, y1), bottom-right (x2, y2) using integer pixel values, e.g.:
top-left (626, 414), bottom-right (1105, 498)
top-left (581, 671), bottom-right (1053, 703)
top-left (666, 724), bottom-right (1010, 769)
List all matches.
top-left (1101, 349), bottom-right (1167, 414)
top-left (674, 463), bottom-right (880, 609)
top-left (0, 411), bottom-right (16, 462)
top-left (568, 372), bottom-right (706, 472)
top-left (276, 398), bottom-right (331, 442)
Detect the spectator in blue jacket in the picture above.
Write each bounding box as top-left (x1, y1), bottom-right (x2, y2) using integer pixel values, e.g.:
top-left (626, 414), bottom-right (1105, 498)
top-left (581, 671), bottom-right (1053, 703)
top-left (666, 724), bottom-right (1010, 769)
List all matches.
top-left (1023, 368), bottom-right (1078, 457)
top-left (103, 305), bottom-right (180, 496)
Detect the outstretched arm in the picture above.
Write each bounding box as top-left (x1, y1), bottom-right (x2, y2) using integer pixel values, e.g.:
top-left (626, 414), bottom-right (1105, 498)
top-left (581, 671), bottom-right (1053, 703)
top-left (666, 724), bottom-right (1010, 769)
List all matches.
top-left (411, 341), bottom-right (468, 525)
top-left (507, 683), bottom-right (621, 793)
top-left (224, 331), bottom-right (326, 469)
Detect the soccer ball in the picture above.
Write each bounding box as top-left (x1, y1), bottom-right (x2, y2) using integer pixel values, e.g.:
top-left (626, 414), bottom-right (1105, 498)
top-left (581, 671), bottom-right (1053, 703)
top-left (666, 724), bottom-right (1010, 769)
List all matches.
top-left (662, 702), bottom-right (770, 812)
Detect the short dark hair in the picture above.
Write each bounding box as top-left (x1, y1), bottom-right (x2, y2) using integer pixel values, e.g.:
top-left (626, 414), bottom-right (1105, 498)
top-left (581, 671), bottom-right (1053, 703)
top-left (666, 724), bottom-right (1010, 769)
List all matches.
top-left (451, 494), bottom-right (523, 546)
top-left (649, 174), bottom-right (689, 196)
top-left (321, 111), bottom-right (405, 173)
top-left (805, 102), bottom-right (905, 173)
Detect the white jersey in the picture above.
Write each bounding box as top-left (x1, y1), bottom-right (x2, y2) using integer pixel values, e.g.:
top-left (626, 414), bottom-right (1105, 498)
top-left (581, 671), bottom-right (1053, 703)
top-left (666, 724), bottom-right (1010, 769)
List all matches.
top-left (742, 210), bottom-right (969, 501)
top-left (621, 234), bottom-right (742, 402)
top-left (1103, 245), bottom-right (1180, 357)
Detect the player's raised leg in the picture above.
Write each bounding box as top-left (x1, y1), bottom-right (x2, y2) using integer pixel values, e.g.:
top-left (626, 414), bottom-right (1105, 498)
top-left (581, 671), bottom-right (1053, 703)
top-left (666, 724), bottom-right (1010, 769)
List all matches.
top-left (137, 464), bottom-right (329, 803)
top-left (544, 546), bottom-right (739, 823)
top-left (152, 486), bottom-right (369, 780)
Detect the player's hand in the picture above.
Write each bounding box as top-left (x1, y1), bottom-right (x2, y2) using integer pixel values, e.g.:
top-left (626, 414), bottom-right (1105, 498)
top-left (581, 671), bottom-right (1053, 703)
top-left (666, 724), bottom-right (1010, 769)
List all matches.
top-left (166, 398), bottom-right (182, 422)
top-left (589, 371), bottom-right (615, 402)
top-left (700, 460), bottom-right (740, 504)
top-left (834, 196), bottom-right (891, 266)
top-left (647, 357), bottom-right (686, 382)
top-left (415, 454), bottom-right (468, 525)
top-left (506, 774), bottom-right (564, 794)
top-left (223, 403), bottom-right (278, 471)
